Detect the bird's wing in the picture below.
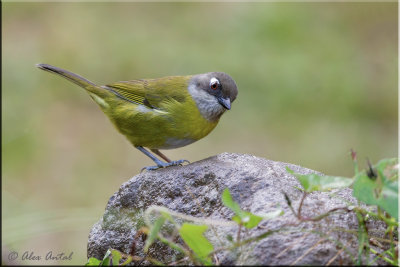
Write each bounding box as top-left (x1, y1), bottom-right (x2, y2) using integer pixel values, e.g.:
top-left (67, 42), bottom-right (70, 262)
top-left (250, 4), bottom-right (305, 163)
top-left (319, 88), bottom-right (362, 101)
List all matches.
top-left (103, 80), bottom-right (147, 106)
top-left (104, 76), bottom-right (192, 110)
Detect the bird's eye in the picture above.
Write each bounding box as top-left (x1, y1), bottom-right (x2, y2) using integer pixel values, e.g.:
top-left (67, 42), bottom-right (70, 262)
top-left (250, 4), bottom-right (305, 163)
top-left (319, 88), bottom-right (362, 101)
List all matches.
top-left (210, 77), bottom-right (219, 90)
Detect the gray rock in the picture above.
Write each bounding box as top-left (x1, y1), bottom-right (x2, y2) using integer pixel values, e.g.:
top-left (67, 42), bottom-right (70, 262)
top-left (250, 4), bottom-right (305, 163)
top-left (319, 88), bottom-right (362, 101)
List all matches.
top-left (87, 153), bottom-right (389, 265)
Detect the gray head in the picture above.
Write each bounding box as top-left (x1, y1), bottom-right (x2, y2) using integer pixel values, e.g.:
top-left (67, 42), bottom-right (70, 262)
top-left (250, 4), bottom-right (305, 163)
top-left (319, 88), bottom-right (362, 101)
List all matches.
top-left (188, 72), bottom-right (238, 121)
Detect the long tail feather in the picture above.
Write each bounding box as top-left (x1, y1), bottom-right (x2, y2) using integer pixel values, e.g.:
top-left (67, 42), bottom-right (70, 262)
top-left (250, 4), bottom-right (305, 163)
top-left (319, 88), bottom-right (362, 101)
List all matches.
top-left (36, 63), bottom-right (110, 98)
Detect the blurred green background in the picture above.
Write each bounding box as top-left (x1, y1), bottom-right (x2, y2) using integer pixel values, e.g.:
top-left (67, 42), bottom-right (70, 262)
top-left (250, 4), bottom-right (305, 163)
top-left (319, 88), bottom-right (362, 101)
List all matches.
top-left (2, 2), bottom-right (397, 265)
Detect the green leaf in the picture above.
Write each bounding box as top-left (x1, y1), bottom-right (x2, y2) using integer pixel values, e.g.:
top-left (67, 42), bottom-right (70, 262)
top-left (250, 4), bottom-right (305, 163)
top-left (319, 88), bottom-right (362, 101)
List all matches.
top-left (222, 188), bottom-right (264, 228)
top-left (232, 215), bottom-right (242, 224)
top-left (120, 255), bottom-right (133, 266)
top-left (233, 212), bottom-right (263, 229)
top-left (286, 167), bottom-right (353, 192)
top-left (100, 249), bottom-right (112, 266)
top-left (222, 188), bottom-right (245, 217)
top-left (243, 211), bottom-right (263, 229)
top-left (179, 223), bottom-right (214, 261)
top-left (233, 212), bottom-right (264, 229)
top-left (353, 158), bottom-right (398, 220)
top-left (375, 158), bottom-right (398, 182)
top-left (110, 249), bottom-right (121, 266)
top-left (144, 216), bottom-right (166, 252)
top-left (86, 257), bottom-right (102, 266)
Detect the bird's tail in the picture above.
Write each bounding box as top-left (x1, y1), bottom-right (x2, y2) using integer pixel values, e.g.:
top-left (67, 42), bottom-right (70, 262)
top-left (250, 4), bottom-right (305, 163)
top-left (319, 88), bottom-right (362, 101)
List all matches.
top-left (36, 63), bottom-right (110, 98)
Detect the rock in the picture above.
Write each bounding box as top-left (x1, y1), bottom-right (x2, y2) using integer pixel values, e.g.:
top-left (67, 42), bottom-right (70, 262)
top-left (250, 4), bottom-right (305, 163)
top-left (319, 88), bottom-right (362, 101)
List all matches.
top-left (87, 153), bottom-right (389, 265)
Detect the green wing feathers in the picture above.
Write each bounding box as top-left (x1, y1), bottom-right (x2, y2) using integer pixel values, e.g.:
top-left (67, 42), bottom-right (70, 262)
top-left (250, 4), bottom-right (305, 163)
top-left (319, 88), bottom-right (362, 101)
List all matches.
top-left (105, 75), bottom-right (192, 110)
top-left (104, 80), bottom-right (148, 106)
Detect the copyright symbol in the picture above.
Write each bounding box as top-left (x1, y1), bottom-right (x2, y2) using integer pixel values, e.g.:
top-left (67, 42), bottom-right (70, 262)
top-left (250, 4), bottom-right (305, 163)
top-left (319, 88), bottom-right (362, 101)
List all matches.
top-left (8, 251), bottom-right (18, 261)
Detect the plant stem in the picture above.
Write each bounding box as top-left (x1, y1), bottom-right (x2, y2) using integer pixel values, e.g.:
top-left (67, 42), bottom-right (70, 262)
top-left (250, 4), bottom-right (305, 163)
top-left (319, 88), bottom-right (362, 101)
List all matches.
top-left (369, 248), bottom-right (395, 265)
top-left (297, 192), bottom-right (307, 219)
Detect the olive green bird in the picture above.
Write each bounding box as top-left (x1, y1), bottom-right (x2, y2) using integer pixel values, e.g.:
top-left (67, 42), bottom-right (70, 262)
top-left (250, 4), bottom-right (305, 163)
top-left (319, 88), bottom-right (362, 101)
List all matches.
top-left (36, 64), bottom-right (238, 171)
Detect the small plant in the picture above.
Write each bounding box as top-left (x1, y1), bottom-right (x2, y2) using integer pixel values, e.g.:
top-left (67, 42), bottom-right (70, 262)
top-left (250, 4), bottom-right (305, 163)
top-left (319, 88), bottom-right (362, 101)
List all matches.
top-left (86, 151), bottom-right (398, 266)
top-left (286, 153), bottom-right (398, 265)
top-left (86, 249), bottom-right (133, 266)
top-left (86, 188), bottom-right (283, 265)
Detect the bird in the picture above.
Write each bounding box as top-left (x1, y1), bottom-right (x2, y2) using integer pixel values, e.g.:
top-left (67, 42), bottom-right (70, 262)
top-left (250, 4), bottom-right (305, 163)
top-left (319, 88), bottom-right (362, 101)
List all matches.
top-left (36, 64), bottom-right (238, 171)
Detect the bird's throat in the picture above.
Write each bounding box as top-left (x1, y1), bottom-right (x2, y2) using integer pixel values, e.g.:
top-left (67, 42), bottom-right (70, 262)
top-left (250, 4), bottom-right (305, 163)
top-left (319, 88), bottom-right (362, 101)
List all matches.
top-left (187, 84), bottom-right (226, 122)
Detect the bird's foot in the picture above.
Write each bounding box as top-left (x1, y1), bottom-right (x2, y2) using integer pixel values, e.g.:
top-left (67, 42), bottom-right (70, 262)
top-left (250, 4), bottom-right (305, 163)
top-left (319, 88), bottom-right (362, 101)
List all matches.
top-left (141, 159), bottom-right (190, 172)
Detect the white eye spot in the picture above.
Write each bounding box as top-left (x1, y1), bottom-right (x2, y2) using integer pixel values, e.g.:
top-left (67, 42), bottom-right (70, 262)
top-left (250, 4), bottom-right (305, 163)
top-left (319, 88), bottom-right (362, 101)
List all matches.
top-left (210, 77), bottom-right (220, 90)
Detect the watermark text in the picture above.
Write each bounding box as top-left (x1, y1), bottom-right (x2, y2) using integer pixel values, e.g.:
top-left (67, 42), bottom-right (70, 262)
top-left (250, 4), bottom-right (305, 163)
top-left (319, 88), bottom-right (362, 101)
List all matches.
top-left (8, 251), bottom-right (73, 262)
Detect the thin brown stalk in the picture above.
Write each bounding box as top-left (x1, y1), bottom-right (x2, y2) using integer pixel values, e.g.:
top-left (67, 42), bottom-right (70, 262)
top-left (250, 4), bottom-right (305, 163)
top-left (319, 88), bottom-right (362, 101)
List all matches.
top-left (291, 230), bottom-right (332, 265)
top-left (275, 232), bottom-right (311, 258)
top-left (297, 192), bottom-right (308, 218)
top-left (326, 248), bottom-right (344, 266)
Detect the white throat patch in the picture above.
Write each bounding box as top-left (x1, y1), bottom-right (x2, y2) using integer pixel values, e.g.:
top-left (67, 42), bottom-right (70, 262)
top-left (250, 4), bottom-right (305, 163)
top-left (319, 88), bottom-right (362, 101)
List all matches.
top-left (188, 83), bottom-right (225, 121)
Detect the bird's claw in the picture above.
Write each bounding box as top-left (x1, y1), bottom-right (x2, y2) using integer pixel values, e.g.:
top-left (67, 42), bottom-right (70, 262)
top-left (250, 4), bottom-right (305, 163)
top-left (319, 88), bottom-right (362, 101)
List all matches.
top-left (141, 159), bottom-right (190, 172)
top-left (171, 159), bottom-right (190, 166)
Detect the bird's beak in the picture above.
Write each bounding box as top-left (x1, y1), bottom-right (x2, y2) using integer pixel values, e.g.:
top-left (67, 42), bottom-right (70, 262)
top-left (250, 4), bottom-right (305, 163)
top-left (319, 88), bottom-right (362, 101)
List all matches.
top-left (217, 97), bottom-right (231, 110)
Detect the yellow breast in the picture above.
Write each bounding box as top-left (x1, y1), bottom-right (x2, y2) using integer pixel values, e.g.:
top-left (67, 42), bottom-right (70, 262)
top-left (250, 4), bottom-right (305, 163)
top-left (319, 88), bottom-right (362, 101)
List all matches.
top-left (105, 94), bottom-right (219, 150)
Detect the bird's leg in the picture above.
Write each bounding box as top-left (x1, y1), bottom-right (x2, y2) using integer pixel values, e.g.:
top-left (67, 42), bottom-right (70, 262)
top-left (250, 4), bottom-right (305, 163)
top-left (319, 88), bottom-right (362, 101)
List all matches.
top-left (136, 146), bottom-right (189, 171)
top-left (150, 149), bottom-right (172, 163)
top-left (136, 146), bottom-right (165, 169)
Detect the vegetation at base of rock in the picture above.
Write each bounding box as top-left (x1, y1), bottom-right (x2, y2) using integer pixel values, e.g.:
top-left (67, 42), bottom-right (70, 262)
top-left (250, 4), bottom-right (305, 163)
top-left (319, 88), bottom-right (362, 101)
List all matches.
top-left (86, 153), bottom-right (398, 266)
